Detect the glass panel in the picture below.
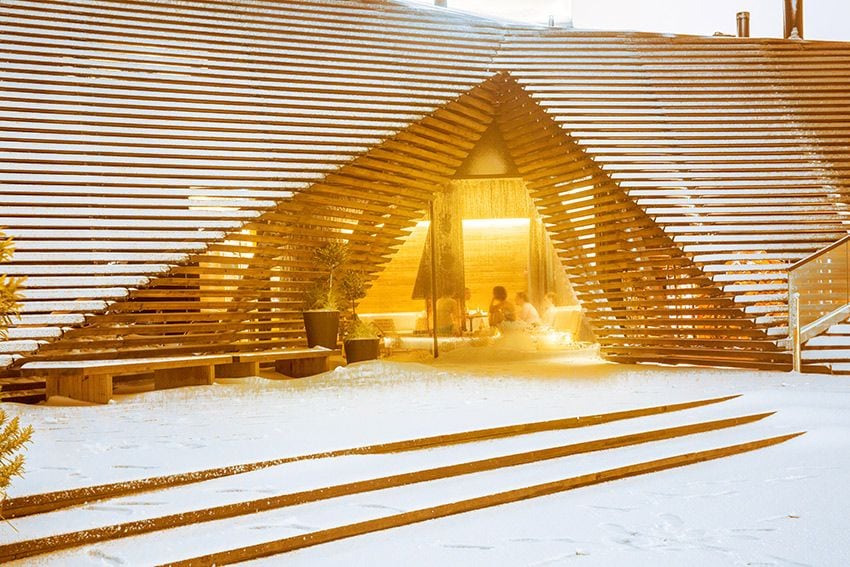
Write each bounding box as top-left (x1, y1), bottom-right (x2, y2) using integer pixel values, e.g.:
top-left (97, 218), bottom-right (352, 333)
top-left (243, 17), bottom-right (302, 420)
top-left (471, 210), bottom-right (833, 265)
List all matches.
top-left (789, 239), bottom-right (850, 327)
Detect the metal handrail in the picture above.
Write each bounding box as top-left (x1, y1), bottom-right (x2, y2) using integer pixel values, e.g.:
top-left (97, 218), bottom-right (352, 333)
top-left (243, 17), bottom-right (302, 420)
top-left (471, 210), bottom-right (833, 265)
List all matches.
top-left (786, 234), bottom-right (850, 371)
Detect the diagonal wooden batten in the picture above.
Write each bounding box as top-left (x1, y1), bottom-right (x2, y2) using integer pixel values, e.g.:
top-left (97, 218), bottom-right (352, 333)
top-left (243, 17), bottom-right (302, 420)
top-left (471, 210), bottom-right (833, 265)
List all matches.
top-left (165, 432), bottom-right (805, 567)
top-left (1, 394), bottom-right (738, 519)
top-left (0, 410), bottom-right (771, 563)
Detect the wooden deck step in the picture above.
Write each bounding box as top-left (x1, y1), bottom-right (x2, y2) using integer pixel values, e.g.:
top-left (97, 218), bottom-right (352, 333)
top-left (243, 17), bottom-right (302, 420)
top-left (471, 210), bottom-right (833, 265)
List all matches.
top-left (0, 410), bottom-right (779, 563)
top-left (805, 335), bottom-right (850, 348)
top-left (825, 362), bottom-right (850, 375)
top-left (800, 349), bottom-right (850, 361)
top-left (0, 388), bottom-right (46, 404)
top-left (0, 395), bottom-right (740, 519)
top-left (168, 432), bottom-right (803, 566)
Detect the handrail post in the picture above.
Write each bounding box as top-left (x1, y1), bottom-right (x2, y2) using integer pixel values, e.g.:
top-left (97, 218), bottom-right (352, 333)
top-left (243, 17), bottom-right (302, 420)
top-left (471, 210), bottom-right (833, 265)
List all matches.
top-left (790, 292), bottom-right (801, 373)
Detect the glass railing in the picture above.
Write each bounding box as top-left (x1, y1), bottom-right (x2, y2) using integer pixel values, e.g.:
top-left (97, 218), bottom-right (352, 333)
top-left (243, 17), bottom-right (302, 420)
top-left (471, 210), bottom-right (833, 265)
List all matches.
top-left (787, 234), bottom-right (850, 371)
top-left (788, 235), bottom-right (850, 328)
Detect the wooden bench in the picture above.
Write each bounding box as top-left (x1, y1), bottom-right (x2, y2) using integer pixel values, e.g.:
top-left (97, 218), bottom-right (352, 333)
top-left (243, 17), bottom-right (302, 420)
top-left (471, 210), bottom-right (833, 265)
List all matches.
top-left (21, 348), bottom-right (340, 403)
top-left (216, 347), bottom-right (340, 379)
top-left (21, 355), bottom-right (233, 404)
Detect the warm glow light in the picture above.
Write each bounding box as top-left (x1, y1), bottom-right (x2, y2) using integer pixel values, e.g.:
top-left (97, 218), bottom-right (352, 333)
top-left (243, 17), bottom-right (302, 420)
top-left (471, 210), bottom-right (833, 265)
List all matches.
top-left (417, 218), bottom-right (530, 228)
top-left (463, 218), bottom-right (530, 229)
top-left (539, 329), bottom-right (574, 350)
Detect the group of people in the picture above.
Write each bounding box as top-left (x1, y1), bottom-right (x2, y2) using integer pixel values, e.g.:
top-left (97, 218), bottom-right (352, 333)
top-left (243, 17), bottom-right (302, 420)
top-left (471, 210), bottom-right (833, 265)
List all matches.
top-left (433, 286), bottom-right (558, 336)
top-left (488, 286), bottom-right (557, 332)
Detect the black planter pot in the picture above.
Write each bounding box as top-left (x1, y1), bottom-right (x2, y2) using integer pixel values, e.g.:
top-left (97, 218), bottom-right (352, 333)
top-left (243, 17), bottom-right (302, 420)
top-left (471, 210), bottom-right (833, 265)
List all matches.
top-left (303, 310), bottom-right (340, 349)
top-left (344, 337), bottom-right (380, 363)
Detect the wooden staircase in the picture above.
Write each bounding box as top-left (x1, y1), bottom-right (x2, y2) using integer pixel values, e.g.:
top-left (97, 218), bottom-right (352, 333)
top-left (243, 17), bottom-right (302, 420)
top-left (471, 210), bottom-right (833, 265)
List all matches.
top-left (802, 322), bottom-right (850, 375)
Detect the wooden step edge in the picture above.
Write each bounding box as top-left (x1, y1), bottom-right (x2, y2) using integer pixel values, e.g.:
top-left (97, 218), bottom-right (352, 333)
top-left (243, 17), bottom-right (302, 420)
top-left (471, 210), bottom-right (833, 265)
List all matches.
top-left (1, 394), bottom-right (740, 519)
top-left (0, 380), bottom-right (45, 393)
top-left (165, 431), bottom-right (805, 567)
top-left (0, 412), bottom-right (773, 563)
top-left (0, 389), bottom-right (46, 404)
top-left (800, 363), bottom-right (835, 375)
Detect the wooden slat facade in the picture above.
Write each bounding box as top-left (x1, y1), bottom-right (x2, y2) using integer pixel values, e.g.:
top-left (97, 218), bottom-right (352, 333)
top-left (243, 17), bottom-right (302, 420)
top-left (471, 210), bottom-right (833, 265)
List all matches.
top-left (497, 32), bottom-right (850, 345)
top-left (3, 0), bottom-right (850, 372)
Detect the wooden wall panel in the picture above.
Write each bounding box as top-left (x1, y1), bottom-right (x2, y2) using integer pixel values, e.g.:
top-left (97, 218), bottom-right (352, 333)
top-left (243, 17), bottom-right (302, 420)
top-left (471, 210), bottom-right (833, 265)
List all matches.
top-left (0, 0), bottom-right (504, 369)
top-left (11, 84), bottom-right (500, 362)
top-left (496, 32), bottom-right (850, 343)
top-left (494, 75), bottom-right (789, 369)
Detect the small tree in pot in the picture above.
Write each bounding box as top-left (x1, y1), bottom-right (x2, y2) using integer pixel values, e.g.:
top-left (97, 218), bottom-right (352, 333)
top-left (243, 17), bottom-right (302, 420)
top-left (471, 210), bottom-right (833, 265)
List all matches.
top-left (338, 270), bottom-right (380, 363)
top-left (302, 241), bottom-right (348, 348)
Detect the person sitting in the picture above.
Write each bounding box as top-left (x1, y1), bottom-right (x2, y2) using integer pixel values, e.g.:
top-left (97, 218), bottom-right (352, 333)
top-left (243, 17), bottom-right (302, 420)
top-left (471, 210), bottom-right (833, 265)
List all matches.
top-left (435, 291), bottom-right (461, 336)
top-left (488, 286), bottom-right (517, 330)
top-left (541, 291), bottom-right (557, 327)
top-left (515, 291), bottom-right (541, 325)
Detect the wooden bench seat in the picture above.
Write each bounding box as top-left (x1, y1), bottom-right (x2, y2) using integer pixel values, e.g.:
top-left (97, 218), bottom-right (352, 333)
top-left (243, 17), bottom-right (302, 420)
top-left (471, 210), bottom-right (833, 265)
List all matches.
top-left (21, 348), bottom-right (340, 403)
top-left (216, 347), bottom-right (340, 379)
top-left (21, 355), bottom-right (233, 404)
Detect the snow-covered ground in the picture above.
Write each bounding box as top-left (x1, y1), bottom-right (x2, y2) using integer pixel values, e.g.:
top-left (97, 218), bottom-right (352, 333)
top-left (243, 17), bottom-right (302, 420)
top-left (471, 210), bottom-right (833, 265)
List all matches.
top-left (2, 345), bottom-right (849, 566)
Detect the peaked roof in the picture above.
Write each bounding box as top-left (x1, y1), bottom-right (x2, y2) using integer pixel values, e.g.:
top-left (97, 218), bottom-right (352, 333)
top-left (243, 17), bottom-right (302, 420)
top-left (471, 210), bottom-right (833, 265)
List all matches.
top-left (3, 0), bottom-right (850, 368)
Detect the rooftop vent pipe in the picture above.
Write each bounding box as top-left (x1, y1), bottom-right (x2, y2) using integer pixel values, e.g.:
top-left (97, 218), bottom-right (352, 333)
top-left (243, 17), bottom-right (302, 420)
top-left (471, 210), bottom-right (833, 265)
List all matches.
top-left (736, 11), bottom-right (750, 37)
top-left (784, 0), bottom-right (803, 39)
top-left (435, 0), bottom-right (447, 6)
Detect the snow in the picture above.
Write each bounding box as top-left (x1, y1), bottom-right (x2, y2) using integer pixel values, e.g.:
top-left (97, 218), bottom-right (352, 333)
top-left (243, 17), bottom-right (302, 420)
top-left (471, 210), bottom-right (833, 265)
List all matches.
top-left (2, 346), bottom-right (849, 566)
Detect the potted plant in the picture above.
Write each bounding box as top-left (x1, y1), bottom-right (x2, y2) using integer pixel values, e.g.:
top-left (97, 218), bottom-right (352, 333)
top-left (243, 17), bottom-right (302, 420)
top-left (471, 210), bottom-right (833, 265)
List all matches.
top-left (338, 269), bottom-right (381, 363)
top-left (302, 241), bottom-right (348, 349)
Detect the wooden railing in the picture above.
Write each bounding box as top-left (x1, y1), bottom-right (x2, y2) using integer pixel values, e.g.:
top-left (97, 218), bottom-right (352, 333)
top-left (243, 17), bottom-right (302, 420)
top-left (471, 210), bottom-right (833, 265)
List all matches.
top-left (787, 234), bottom-right (850, 371)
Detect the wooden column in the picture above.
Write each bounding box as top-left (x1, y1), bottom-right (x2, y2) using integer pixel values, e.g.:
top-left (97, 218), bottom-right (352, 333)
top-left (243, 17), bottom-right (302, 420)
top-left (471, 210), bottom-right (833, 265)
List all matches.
top-left (432, 186), bottom-right (466, 305)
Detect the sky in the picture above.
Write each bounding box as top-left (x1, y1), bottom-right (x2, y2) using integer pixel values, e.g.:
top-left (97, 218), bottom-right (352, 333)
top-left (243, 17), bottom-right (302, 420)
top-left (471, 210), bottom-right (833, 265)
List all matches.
top-left (405, 0), bottom-right (850, 41)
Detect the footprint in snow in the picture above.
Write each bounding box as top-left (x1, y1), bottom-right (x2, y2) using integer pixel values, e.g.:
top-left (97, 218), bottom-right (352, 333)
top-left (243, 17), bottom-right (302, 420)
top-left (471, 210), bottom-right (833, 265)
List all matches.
top-left (509, 536), bottom-right (577, 544)
top-left (282, 523), bottom-right (316, 532)
top-left (587, 504), bottom-right (636, 512)
top-left (658, 513), bottom-right (684, 528)
top-left (442, 543), bottom-right (494, 550)
top-left (766, 474), bottom-right (815, 483)
top-left (359, 503), bottom-right (406, 513)
top-left (85, 505), bottom-right (134, 515)
top-left (765, 553), bottom-right (814, 567)
top-left (248, 523), bottom-right (315, 532)
top-left (88, 549), bottom-right (125, 566)
top-left (527, 551), bottom-right (591, 566)
top-left (600, 523), bottom-right (648, 550)
top-left (701, 489), bottom-right (739, 498)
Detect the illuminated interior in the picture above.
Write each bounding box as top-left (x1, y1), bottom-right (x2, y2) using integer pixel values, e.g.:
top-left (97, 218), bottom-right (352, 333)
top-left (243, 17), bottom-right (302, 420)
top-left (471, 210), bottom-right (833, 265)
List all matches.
top-left (358, 178), bottom-right (582, 339)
